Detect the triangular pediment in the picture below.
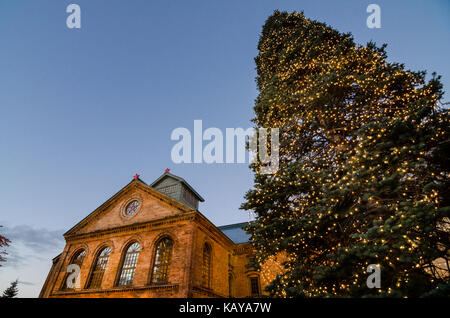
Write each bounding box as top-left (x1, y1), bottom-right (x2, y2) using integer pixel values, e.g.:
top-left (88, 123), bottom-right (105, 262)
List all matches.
top-left (64, 179), bottom-right (193, 237)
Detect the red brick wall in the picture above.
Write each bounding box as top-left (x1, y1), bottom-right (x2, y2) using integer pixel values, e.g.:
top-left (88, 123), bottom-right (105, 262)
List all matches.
top-left (39, 180), bottom-right (275, 298)
top-left (45, 217), bottom-right (195, 298)
top-left (41, 212), bottom-right (277, 298)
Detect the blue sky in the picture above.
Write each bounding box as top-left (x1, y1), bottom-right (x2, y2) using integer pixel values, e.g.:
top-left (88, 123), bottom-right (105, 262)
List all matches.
top-left (0, 0), bottom-right (449, 297)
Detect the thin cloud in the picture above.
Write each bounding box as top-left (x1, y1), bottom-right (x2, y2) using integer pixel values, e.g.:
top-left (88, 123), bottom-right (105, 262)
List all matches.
top-left (18, 280), bottom-right (35, 286)
top-left (2, 225), bottom-right (64, 252)
top-left (0, 224), bottom-right (65, 268)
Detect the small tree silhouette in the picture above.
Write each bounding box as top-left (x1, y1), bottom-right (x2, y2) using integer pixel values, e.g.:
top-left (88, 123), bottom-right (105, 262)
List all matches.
top-left (2, 279), bottom-right (19, 298)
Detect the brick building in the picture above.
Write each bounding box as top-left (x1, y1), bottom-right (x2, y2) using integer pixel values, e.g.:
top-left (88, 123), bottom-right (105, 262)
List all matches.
top-left (39, 171), bottom-right (278, 298)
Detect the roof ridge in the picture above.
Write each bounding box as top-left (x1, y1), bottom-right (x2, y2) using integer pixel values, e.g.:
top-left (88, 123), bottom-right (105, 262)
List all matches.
top-left (217, 221), bottom-right (250, 229)
top-left (63, 178), bottom-right (193, 237)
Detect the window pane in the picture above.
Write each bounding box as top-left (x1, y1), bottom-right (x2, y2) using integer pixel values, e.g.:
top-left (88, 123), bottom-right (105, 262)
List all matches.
top-left (151, 238), bottom-right (173, 284)
top-left (250, 277), bottom-right (260, 296)
top-left (62, 250), bottom-right (86, 290)
top-left (87, 247), bottom-right (111, 289)
top-left (117, 242), bottom-right (140, 286)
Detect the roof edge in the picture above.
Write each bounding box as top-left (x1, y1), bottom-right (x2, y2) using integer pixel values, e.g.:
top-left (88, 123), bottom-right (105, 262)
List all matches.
top-left (217, 221), bottom-right (252, 230)
top-left (63, 178), bottom-right (193, 237)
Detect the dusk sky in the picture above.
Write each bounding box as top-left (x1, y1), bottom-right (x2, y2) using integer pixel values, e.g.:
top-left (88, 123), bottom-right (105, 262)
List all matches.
top-left (0, 0), bottom-right (449, 297)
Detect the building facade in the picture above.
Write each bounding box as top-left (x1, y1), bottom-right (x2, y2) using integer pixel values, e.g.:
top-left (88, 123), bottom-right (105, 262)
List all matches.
top-left (39, 171), bottom-right (276, 298)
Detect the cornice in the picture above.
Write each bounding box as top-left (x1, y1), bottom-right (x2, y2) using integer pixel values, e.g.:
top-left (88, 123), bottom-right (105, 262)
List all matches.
top-left (191, 285), bottom-right (226, 298)
top-left (192, 211), bottom-right (237, 248)
top-left (233, 242), bottom-right (253, 255)
top-left (50, 283), bottom-right (179, 296)
top-left (64, 211), bottom-right (197, 242)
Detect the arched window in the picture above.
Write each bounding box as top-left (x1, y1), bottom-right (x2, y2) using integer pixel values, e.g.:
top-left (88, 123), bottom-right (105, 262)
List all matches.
top-left (228, 274), bottom-right (233, 298)
top-left (249, 276), bottom-right (260, 297)
top-left (202, 243), bottom-right (211, 288)
top-left (117, 242), bottom-right (140, 286)
top-left (87, 246), bottom-right (111, 289)
top-left (151, 237), bottom-right (173, 284)
top-left (62, 249), bottom-right (86, 290)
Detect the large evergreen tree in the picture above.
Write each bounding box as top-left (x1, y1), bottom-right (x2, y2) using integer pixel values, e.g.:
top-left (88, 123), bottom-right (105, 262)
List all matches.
top-left (242, 11), bottom-right (449, 297)
top-left (2, 280), bottom-right (18, 298)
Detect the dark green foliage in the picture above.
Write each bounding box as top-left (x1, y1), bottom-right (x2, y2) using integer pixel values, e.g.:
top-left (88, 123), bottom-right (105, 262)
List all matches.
top-left (2, 279), bottom-right (19, 298)
top-left (242, 11), bottom-right (449, 297)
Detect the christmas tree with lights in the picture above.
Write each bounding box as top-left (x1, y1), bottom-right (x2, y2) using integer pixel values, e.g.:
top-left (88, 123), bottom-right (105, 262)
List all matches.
top-left (242, 11), bottom-right (449, 297)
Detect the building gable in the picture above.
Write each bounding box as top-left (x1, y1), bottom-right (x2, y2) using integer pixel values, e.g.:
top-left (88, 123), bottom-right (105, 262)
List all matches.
top-left (64, 179), bottom-right (193, 238)
top-left (39, 172), bottom-right (269, 299)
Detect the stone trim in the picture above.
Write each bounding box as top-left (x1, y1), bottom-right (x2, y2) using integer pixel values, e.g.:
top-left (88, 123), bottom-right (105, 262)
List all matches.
top-left (50, 284), bottom-right (179, 296)
top-left (64, 181), bottom-right (193, 236)
top-left (191, 285), bottom-right (225, 298)
top-left (65, 212), bottom-right (196, 242)
top-left (118, 235), bottom-right (145, 253)
top-left (234, 243), bottom-right (253, 255)
top-left (119, 194), bottom-right (143, 221)
top-left (193, 212), bottom-right (236, 247)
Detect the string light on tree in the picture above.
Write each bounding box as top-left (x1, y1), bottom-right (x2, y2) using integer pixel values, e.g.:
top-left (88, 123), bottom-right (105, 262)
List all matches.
top-left (242, 10), bottom-right (450, 298)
